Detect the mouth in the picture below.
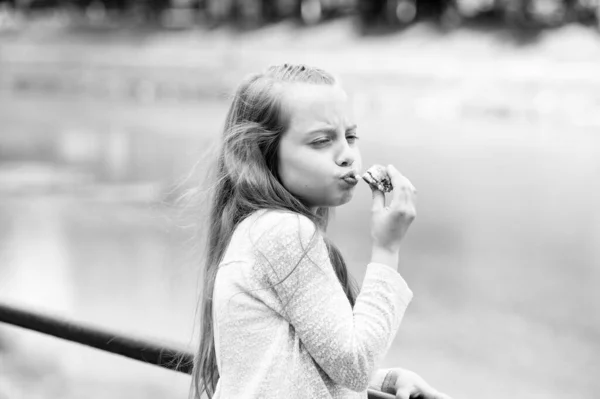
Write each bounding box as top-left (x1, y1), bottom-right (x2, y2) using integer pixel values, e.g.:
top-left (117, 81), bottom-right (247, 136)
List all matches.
top-left (340, 171), bottom-right (358, 186)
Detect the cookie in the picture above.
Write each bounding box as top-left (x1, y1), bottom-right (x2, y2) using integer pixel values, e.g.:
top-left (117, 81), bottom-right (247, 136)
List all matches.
top-left (361, 164), bottom-right (393, 193)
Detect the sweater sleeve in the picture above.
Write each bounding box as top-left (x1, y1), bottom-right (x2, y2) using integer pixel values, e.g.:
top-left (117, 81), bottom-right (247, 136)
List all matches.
top-left (251, 211), bottom-right (413, 392)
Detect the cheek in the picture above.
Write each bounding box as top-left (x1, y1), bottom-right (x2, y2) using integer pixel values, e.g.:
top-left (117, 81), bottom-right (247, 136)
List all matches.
top-left (278, 153), bottom-right (328, 198)
top-left (354, 148), bottom-right (363, 171)
top-left (277, 148), bottom-right (308, 188)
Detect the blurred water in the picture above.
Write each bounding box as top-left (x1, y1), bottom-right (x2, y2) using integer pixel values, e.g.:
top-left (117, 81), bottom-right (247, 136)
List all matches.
top-left (1, 23), bottom-right (600, 399)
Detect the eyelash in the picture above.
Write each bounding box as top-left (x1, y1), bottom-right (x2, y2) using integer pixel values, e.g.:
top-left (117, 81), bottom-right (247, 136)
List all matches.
top-left (312, 135), bottom-right (360, 146)
top-left (347, 134), bottom-right (360, 144)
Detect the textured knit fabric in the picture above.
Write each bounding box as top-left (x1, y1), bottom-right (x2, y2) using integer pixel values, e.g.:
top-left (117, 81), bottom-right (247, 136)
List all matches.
top-left (212, 209), bottom-right (413, 399)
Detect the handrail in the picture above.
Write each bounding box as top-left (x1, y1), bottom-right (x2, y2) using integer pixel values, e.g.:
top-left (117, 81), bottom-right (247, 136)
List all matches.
top-left (0, 301), bottom-right (394, 399)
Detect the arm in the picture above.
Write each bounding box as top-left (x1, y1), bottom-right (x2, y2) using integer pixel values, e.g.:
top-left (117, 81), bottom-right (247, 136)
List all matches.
top-left (252, 211), bottom-right (413, 392)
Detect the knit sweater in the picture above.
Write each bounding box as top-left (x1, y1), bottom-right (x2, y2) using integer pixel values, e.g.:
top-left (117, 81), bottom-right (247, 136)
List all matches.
top-left (212, 209), bottom-right (413, 399)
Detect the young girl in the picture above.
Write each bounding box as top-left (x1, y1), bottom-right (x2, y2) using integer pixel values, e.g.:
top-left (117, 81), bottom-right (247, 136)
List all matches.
top-left (190, 64), bottom-right (452, 399)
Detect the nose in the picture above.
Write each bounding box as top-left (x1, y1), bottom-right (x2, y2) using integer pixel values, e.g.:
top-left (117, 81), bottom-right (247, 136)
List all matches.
top-left (336, 142), bottom-right (355, 168)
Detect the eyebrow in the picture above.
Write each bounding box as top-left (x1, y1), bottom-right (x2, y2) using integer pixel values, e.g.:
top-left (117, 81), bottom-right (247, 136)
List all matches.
top-left (307, 124), bottom-right (357, 137)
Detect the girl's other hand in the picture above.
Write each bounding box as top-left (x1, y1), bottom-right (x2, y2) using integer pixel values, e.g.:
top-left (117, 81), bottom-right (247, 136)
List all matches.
top-left (386, 368), bottom-right (452, 399)
top-left (370, 165), bottom-right (417, 256)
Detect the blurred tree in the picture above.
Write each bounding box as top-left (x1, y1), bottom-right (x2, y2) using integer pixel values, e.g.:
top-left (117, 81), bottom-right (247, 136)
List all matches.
top-left (297, 0), bottom-right (354, 25)
top-left (3, 0), bottom-right (600, 33)
top-left (274, 0), bottom-right (300, 21)
top-left (356, 0), bottom-right (409, 32)
top-left (567, 0), bottom-right (600, 26)
top-left (388, 0), bottom-right (418, 25)
top-left (0, 0), bottom-right (17, 9)
top-left (500, 0), bottom-right (569, 28)
top-left (356, 0), bottom-right (463, 32)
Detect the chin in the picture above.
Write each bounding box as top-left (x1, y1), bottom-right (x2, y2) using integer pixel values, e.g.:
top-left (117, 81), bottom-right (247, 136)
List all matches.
top-left (311, 197), bottom-right (352, 209)
top-left (309, 187), bottom-right (355, 209)
top-left (333, 191), bottom-right (354, 207)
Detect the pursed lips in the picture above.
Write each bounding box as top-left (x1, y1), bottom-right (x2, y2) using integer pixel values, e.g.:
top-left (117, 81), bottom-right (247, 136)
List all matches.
top-left (340, 170), bottom-right (358, 179)
top-left (340, 171), bottom-right (359, 186)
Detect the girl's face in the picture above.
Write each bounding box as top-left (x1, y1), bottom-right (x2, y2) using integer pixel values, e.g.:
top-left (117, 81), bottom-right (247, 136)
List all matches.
top-left (277, 83), bottom-right (362, 211)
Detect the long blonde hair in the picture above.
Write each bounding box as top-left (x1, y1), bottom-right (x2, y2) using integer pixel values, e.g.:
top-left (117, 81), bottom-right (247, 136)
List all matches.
top-left (190, 64), bottom-right (358, 399)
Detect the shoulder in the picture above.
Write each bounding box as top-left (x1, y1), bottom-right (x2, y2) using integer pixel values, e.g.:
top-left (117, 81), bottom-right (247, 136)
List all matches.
top-left (247, 210), bottom-right (329, 277)
top-left (246, 209), bottom-right (320, 248)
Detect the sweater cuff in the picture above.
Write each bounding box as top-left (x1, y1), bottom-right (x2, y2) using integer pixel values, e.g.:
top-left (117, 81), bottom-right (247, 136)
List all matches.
top-left (367, 262), bottom-right (414, 307)
top-left (368, 368), bottom-right (389, 391)
top-left (369, 368), bottom-right (397, 393)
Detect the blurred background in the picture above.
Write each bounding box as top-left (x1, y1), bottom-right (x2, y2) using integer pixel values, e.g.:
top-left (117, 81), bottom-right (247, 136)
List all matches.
top-left (1, 1), bottom-right (599, 398)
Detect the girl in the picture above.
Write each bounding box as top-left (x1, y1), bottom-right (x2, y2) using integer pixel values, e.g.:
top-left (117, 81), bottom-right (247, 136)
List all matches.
top-left (190, 64), bottom-right (452, 399)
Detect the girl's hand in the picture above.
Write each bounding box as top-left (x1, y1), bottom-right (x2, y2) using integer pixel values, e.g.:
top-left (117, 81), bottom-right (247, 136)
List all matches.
top-left (370, 165), bottom-right (417, 255)
top-left (384, 368), bottom-right (453, 399)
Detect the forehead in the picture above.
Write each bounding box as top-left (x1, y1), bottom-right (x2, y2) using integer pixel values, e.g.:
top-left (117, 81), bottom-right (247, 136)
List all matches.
top-left (281, 83), bottom-right (354, 132)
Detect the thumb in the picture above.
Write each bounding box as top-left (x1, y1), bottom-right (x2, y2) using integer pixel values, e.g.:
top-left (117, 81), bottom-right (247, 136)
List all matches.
top-left (395, 387), bottom-right (412, 399)
top-left (371, 187), bottom-right (385, 212)
top-left (421, 386), bottom-right (452, 399)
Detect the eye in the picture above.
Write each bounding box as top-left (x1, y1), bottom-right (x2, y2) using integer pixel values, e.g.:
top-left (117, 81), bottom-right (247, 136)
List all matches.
top-left (346, 134), bottom-right (360, 144)
top-left (311, 138), bottom-right (331, 147)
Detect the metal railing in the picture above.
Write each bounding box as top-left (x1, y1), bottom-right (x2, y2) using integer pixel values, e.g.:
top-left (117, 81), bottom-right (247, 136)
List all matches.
top-left (0, 301), bottom-right (394, 399)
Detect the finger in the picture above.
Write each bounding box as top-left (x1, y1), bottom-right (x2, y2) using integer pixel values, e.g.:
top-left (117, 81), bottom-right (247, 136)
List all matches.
top-left (419, 389), bottom-right (441, 399)
top-left (395, 387), bottom-right (412, 399)
top-left (371, 185), bottom-right (385, 212)
top-left (386, 165), bottom-right (408, 207)
top-left (387, 165), bottom-right (416, 208)
top-left (420, 386), bottom-right (451, 399)
top-left (386, 164), bottom-right (417, 191)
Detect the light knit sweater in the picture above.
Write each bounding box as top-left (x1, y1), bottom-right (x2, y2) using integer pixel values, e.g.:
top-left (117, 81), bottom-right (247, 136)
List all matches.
top-left (212, 209), bottom-right (413, 399)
